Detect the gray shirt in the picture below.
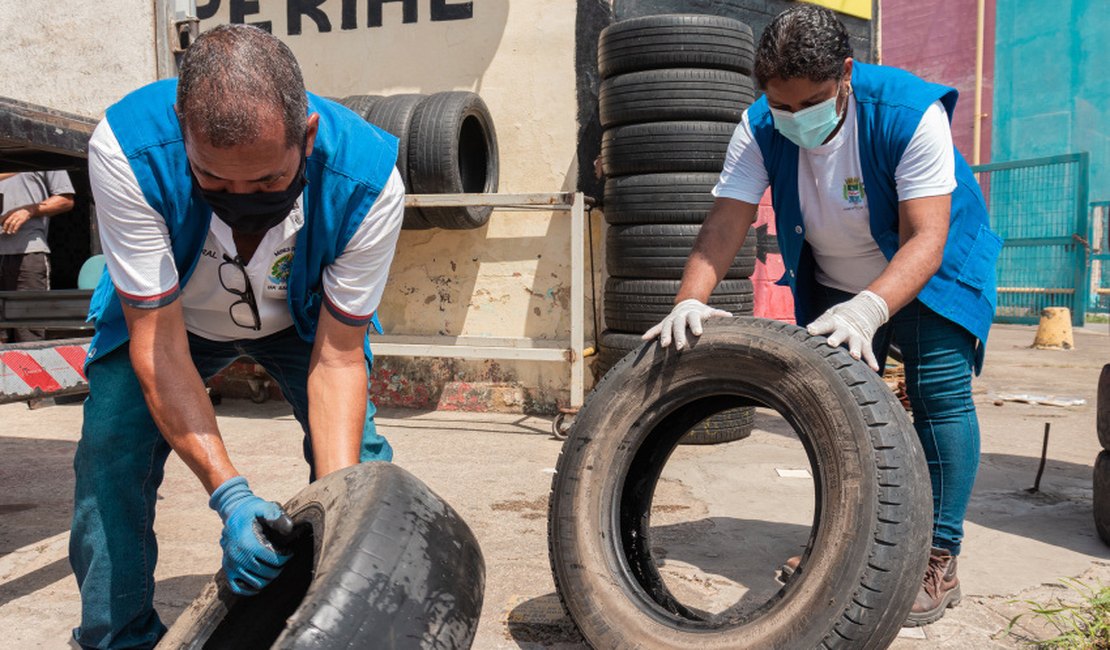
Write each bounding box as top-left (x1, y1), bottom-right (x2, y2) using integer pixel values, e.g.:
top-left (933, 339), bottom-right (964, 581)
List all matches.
top-left (0, 171), bottom-right (75, 255)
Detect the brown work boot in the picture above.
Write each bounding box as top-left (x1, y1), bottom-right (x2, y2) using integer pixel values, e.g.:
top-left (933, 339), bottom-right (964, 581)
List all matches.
top-left (904, 547), bottom-right (961, 626)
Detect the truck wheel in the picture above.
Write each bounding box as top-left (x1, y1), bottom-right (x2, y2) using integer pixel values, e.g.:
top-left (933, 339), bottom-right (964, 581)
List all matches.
top-left (549, 318), bottom-right (932, 649)
top-left (604, 278), bottom-right (752, 333)
top-left (601, 121), bottom-right (734, 177)
top-left (606, 224), bottom-right (755, 280)
top-left (603, 173), bottom-right (719, 225)
top-left (598, 15), bottom-right (754, 78)
top-left (159, 463), bottom-right (485, 649)
top-left (365, 94), bottom-right (433, 230)
top-left (409, 91), bottom-right (499, 230)
top-left (599, 68), bottom-right (755, 128)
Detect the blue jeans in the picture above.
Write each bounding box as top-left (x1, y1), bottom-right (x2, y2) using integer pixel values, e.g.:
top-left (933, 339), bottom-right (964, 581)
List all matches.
top-left (69, 327), bottom-right (391, 649)
top-left (810, 284), bottom-right (981, 556)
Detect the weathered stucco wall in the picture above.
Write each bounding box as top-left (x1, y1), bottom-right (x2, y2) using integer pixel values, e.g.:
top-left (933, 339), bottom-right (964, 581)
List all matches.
top-left (197, 1), bottom-right (595, 411)
top-left (0, 0), bottom-right (158, 117)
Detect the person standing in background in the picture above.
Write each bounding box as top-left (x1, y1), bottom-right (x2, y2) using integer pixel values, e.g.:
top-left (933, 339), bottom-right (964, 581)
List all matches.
top-left (0, 170), bottom-right (76, 342)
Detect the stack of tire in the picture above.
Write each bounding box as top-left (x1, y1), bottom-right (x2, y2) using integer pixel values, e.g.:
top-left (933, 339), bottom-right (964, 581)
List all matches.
top-left (337, 92), bottom-right (499, 230)
top-left (596, 14), bottom-right (758, 444)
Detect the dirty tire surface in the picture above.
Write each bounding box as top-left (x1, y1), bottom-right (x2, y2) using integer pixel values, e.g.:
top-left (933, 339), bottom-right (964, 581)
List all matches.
top-left (597, 330), bottom-right (753, 445)
top-left (604, 278), bottom-right (752, 333)
top-left (409, 91), bottom-right (499, 230)
top-left (601, 121), bottom-right (734, 177)
top-left (599, 68), bottom-right (755, 128)
top-left (550, 317), bottom-right (932, 649)
top-left (598, 15), bottom-right (754, 78)
top-left (1098, 364), bottom-right (1110, 450)
top-left (603, 173), bottom-right (719, 225)
top-left (1096, 451), bottom-right (1110, 546)
top-left (158, 462), bottom-right (485, 649)
top-left (606, 223), bottom-right (755, 280)
top-left (337, 94), bottom-right (382, 120)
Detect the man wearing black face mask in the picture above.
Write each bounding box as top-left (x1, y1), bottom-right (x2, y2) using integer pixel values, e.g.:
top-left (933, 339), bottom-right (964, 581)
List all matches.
top-left (72, 24), bottom-right (403, 649)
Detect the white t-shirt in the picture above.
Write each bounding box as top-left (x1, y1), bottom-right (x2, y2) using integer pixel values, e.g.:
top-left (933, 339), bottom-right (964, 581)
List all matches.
top-left (714, 96), bottom-right (957, 293)
top-left (88, 119), bottom-right (404, 341)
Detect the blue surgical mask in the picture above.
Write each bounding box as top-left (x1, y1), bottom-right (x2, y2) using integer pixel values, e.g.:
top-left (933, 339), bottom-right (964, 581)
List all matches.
top-left (770, 92), bottom-right (843, 149)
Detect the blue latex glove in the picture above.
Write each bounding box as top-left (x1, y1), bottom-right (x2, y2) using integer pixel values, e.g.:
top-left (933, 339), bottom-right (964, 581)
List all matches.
top-left (208, 476), bottom-right (291, 596)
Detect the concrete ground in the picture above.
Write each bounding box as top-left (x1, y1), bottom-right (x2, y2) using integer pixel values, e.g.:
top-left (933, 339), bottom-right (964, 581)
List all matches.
top-left (1, 323), bottom-right (1108, 648)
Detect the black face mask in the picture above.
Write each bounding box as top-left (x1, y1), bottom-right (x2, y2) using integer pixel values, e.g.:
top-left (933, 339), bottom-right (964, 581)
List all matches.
top-left (192, 155), bottom-right (308, 235)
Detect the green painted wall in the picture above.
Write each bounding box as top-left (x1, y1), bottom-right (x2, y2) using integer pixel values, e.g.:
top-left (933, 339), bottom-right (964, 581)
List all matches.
top-left (993, 0), bottom-right (1110, 202)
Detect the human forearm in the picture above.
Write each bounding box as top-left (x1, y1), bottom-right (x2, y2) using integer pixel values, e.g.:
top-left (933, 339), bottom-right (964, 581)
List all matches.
top-left (675, 198), bottom-right (758, 303)
top-left (866, 195), bottom-right (950, 315)
top-left (34, 194), bottom-right (75, 217)
top-left (124, 302), bottom-right (237, 493)
top-left (307, 310), bottom-right (368, 478)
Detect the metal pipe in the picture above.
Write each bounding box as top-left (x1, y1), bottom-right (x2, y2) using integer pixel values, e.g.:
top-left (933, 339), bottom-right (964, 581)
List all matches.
top-left (973, 0), bottom-right (986, 165)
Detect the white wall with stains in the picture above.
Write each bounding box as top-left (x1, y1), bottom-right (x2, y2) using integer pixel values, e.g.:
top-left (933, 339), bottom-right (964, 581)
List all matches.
top-left (0, 0), bottom-right (158, 117)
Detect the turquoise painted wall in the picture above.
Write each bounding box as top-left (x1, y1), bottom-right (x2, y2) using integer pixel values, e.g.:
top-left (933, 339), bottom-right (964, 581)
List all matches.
top-left (993, 0), bottom-right (1110, 202)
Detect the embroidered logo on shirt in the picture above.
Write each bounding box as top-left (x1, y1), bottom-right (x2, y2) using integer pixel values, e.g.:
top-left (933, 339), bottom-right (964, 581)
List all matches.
top-left (269, 251), bottom-right (293, 285)
top-left (842, 177), bottom-right (866, 205)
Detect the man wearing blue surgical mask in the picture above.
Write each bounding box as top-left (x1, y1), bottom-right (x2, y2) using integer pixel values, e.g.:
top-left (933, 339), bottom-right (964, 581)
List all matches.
top-left (644, 5), bottom-right (1000, 627)
top-left (71, 24), bottom-right (404, 649)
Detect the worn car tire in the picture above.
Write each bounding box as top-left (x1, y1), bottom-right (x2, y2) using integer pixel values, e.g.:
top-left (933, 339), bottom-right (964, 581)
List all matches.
top-left (598, 15), bottom-right (754, 78)
top-left (603, 173), bottom-right (718, 225)
top-left (365, 94), bottom-right (433, 230)
top-left (606, 224), bottom-right (755, 280)
top-left (409, 91), bottom-right (499, 229)
top-left (157, 463), bottom-right (485, 649)
top-left (1096, 451), bottom-right (1110, 546)
top-left (549, 318), bottom-right (932, 649)
top-left (601, 121), bottom-right (734, 177)
top-left (597, 330), bottom-right (753, 445)
top-left (337, 94), bottom-right (383, 120)
top-left (1098, 365), bottom-right (1110, 450)
top-left (604, 278), bottom-right (752, 333)
top-left (599, 69), bottom-right (755, 128)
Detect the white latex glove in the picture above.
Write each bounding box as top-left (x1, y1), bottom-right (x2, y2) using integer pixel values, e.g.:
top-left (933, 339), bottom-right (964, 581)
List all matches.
top-left (806, 290), bottom-right (890, 371)
top-left (642, 298), bottom-right (732, 351)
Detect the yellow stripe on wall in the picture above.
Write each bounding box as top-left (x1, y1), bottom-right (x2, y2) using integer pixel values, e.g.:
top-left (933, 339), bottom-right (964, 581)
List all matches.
top-left (799, 0), bottom-right (872, 20)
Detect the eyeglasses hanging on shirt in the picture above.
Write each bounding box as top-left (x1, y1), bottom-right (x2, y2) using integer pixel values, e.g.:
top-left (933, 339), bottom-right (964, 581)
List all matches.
top-left (218, 254), bottom-right (262, 330)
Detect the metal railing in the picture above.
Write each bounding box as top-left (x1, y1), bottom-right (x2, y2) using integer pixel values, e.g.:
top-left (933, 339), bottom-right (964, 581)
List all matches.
top-left (972, 153), bottom-right (1090, 325)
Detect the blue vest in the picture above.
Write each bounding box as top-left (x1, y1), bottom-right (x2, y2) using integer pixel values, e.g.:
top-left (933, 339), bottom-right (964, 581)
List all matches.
top-left (85, 79), bottom-right (398, 366)
top-left (748, 62), bottom-right (1001, 372)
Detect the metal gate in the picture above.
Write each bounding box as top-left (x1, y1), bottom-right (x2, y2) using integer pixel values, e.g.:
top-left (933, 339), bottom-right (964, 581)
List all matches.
top-left (1089, 201), bottom-right (1110, 315)
top-left (972, 153), bottom-right (1090, 326)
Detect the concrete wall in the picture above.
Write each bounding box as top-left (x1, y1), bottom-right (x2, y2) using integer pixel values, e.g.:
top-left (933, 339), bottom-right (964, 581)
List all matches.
top-left (198, 0), bottom-right (594, 412)
top-left (993, 0), bottom-right (1110, 202)
top-left (880, 0), bottom-right (994, 164)
top-left (0, 0), bottom-right (158, 117)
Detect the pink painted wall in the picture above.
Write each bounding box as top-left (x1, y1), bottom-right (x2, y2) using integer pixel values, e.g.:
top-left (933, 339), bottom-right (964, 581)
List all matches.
top-left (880, 0), bottom-right (995, 164)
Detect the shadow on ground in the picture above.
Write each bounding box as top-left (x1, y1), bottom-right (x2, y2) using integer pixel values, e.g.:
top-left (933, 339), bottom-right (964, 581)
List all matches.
top-left (0, 437), bottom-right (75, 557)
top-left (968, 452), bottom-right (1110, 558)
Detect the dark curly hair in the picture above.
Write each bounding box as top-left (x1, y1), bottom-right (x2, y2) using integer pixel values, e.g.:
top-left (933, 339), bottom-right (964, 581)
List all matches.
top-left (753, 5), bottom-right (852, 88)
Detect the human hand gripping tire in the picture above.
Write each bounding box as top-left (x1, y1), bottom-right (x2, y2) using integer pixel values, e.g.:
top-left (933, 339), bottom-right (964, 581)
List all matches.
top-left (208, 476), bottom-right (292, 596)
top-left (642, 298), bottom-right (732, 350)
top-left (806, 290), bottom-right (889, 371)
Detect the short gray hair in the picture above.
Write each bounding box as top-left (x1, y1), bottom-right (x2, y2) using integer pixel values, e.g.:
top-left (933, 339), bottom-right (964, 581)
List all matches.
top-left (176, 24), bottom-right (307, 148)
top-left (753, 5), bottom-right (852, 88)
